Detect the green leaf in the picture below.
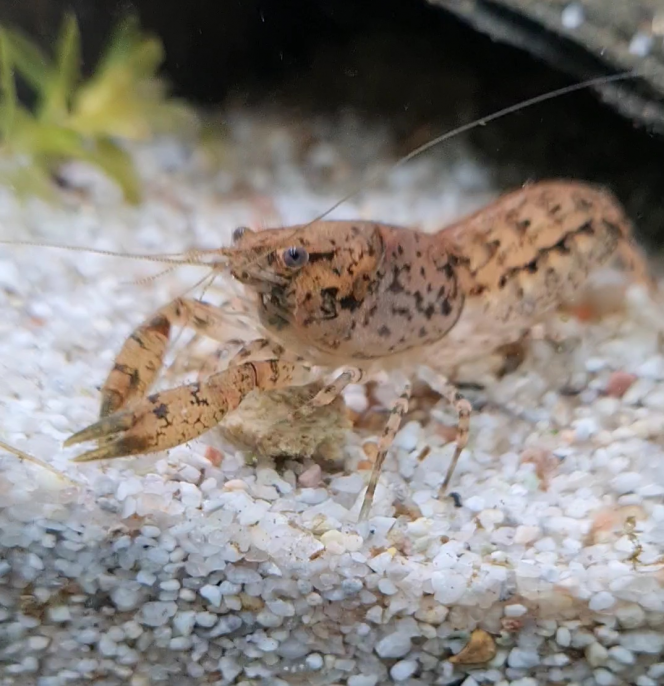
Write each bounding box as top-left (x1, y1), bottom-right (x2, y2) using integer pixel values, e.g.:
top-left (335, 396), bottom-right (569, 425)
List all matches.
top-left (123, 36), bottom-right (163, 79)
top-left (39, 13), bottom-right (80, 121)
top-left (0, 107), bottom-right (141, 203)
top-left (68, 14), bottom-right (173, 141)
top-left (78, 138), bottom-right (141, 204)
top-left (6, 110), bottom-right (85, 158)
top-left (0, 162), bottom-right (59, 204)
top-left (0, 29), bottom-right (17, 142)
top-left (2, 27), bottom-right (52, 94)
top-left (0, 13), bottom-right (193, 206)
top-left (92, 14), bottom-right (163, 78)
top-left (0, 113), bottom-right (141, 202)
top-left (96, 15), bottom-right (142, 71)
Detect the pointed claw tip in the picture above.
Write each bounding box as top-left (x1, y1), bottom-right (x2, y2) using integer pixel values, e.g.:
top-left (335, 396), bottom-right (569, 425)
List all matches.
top-left (63, 434), bottom-right (83, 448)
top-left (100, 400), bottom-right (114, 419)
top-left (100, 389), bottom-right (125, 418)
top-left (63, 425), bottom-right (106, 447)
top-left (70, 453), bottom-right (100, 463)
top-left (70, 445), bottom-right (123, 462)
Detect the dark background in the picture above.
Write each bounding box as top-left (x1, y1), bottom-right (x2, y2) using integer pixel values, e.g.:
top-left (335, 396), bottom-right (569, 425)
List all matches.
top-left (2, 0), bottom-right (664, 245)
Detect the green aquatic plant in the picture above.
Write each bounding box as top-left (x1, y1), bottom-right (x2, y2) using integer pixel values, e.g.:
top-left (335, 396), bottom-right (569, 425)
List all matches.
top-left (0, 14), bottom-right (193, 204)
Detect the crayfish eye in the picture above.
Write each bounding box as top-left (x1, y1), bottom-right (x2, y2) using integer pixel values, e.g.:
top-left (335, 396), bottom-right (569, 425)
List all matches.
top-left (232, 226), bottom-right (252, 243)
top-left (282, 246), bottom-right (309, 268)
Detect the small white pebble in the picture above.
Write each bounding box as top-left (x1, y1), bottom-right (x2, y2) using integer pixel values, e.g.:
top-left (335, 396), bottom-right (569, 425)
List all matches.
top-left (504, 604), bottom-right (527, 617)
top-left (556, 626), bottom-right (572, 648)
top-left (47, 606), bottom-right (71, 623)
top-left (253, 635), bottom-right (278, 652)
top-left (586, 642), bottom-right (608, 667)
top-left (140, 601), bottom-right (176, 627)
top-left (507, 648), bottom-right (540, 669)
top-left (179, 482), bottom-right (202, 508)
top-left (375, 632), bottom-right (411, 658)
top-left (178, 588), bottom-right (196, 602)
top-left (306, 592), bottom-right (323, 606)
top-left (335, 658), bottom-right (356, 672)
top-left (111, 586), bottom-right (142, 612)
top-left (344, 386), bottom-right (368, 413)
top-left (330, 473), bottom-right (364, 494)
top-left (616, 604), bottom-right (646, 629)
top-left (514, 525), bottom-right (540, 545)
top-left (573, 417), bottom-right (598, 441)
top-left (595, 625), bottom-right (619, 645)
top-left (611, 472), bottom-right (642, 494)
top-left (140, 525), bottom-right (160, 538)
top-left (136, 571), bottom-right (156, 587)
top-left (392, 421), bottom-right (420, 452)
top-left (542, 653), bottom-right (569, 667)
top-left (223, 479), bottom-right (248, 491)
top-left (107, 626), bottom-right (124, 642)
top-left (238, 500), bottom-right (270, 526)
top-left (304, 653), bottom-right (324, 670)
top-left (572, 630), bottom-right (595, 649)
top-left (75, 629), bottom-right (99, 645)
top-left (97, 634), bottom-right (116, 657)
top-left (27, 636), bottom-right (50, 651)
top-left (298, 464), bottom-right (322, 488)
top-left (200, 584), bottom-right (222, 607)
top-left (390, 659), bottom-right (417, 681)
top-left (166, 636), bottom-right (189, 652)
top-left (585, 357), bottom-right (606, 372)
top-left (648, 664), bottom-right (664, 679)
top-left (478, 508), bottom-right (504, 530)
top-left (431, 571), bottom-right (467, 604)
top-left (173, 611), bottom-right (196, 637)
top-left (195, 611), bottom-right (217, 628)
top-left (267, 599), bottom-right (295, 617)
top-left (608, 645), bottom-right (634, 665)
top-left (589, 591), bottom-right (616, 612)
top-left (178, 464), bottom-right (201, 483)
top-left (378, 578), bottom-right (398, 595)
top-left (464, 495), bottom-right (485, 512)
top-left (320, 530), bottom-right (363, 554)
top-left (561, 2), bottom-right (584, 29)
top-left (629, 32), bottom-right (653, 57)
top-left (76, 658), bottom-right (98, 674)
top-left (594, 668), bottom-right (618, 686)
top-left (116, 478), bottom-right (142, 501)
top-left (297, 487), bottom-right (328, 505)
top-left (348, 676), bottom-right (378, 686)
top-left (620, 631), bottom-right (664, 653)
top-left (218, 656), bottom-right (242, 681)
top-left (637, 355), bottom-right (664, 379)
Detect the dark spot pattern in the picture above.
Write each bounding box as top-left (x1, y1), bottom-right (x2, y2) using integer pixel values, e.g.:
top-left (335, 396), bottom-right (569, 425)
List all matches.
top-left (153, 403), bottom-right (169, 420)
top-left (495, 221), bottom-right (596, 290)
top-left (339, 294), bottom-right (363, 312)
top-left (307, 251), bottom-right (336, 264)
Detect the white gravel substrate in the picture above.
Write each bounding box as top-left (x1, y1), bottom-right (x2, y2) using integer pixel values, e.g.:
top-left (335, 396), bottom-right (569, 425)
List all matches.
top-left (2, 107), bottom-right (664, 686)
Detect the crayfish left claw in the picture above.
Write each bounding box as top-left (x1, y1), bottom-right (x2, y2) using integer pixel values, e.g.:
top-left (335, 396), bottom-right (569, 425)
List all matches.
top-left (68, 435), bottom-right (153, 463)
top-left (64, 406), bottom-right (154, 462)
top-left (64, 411), bottom-right (136, 448)
top-left (65, 361), bottom-right (304, 464)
